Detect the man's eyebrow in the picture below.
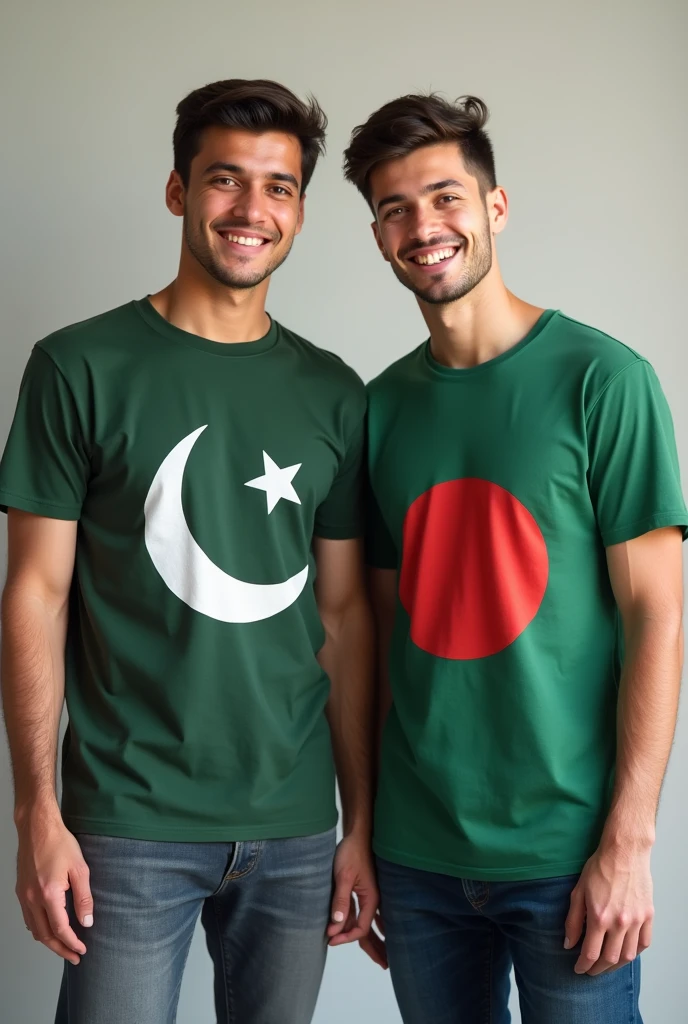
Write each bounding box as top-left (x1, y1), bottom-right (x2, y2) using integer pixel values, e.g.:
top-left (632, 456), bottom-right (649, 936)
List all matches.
top-left (203, 162), bottom-right (244, 176)
top-left (268, 172), bottom-right (299, 188)
top-left (376, 193), bottom-right (407, 213)
top-left (420, 178), bottom-right (464, 196)
top-left (203, 162), bottom-right (299, 188)
top-left (377, 179), bottom-right (465, 213)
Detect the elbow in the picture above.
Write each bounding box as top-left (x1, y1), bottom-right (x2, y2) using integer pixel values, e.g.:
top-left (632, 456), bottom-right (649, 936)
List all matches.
top-left (1, 578), bottom-right (69, 627)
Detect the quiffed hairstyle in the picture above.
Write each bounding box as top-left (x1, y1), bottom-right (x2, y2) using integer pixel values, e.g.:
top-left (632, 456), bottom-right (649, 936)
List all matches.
top-left (343, 94), bottom-right (496, 210)
top-left (173, 79), bottom-right (327, 192)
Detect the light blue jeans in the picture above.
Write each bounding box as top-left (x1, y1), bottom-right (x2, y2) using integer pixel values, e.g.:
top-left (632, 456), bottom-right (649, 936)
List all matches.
top-left (377, 857), bottom-right (643, 1024)
top-left (55, 828), bottom-right (336, 1024)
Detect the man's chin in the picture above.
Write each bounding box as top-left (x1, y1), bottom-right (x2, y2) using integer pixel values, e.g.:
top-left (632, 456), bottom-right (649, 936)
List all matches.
top-left (403, 276), bottom-right (467, 306)
top-left (393, 261), bottom-right (491, 306)
top-left (217, 271), bottom-right (270, 290)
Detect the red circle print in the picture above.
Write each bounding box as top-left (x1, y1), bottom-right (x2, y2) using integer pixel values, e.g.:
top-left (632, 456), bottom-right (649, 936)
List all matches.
top-left (399, 478), bottom-right (549, 660)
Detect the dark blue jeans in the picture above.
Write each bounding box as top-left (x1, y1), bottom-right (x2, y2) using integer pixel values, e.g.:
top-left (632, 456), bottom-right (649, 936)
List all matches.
top-left (55, 828), bottom-right (336, 1024)
top-left (377, 857), bottom-right (643, 1024)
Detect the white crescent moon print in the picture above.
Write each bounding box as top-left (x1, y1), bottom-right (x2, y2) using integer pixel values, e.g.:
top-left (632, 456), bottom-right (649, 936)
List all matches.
top-left (144, 426), bottom-right (309, 623)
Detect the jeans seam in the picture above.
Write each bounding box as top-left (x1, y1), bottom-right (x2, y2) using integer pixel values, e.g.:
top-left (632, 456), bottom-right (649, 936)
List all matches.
top-left (462, 878), bottom-right (491, 912)
top-left (630, 957), bottom-right (636, 1024)
top-left (169, 930), bottom-right (194, 1024)
top-left (212, 842), bottom-right (262, 897)
top-left (474, 883), bottom-right (490, 910)
top-left (210, 894), bottom-right (234, 1024)
top-left (210, 843), bottom-right (240, 897)
top-left (486, 924), bottom-right (494, 1024)
top-left (225, 842), bottom-right (262, 883)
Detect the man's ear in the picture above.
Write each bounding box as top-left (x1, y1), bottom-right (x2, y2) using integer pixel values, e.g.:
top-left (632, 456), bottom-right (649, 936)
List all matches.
top-left (487, 185), bottom-right (509, 237)
top-left (166, 170), bottom-right (185, 218)
top-left (372, 220), bottom-right (390, 263)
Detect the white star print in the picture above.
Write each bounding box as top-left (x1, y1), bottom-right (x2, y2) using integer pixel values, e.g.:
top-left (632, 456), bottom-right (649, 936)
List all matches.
top-left (244, 451), bottom-right (302, 514)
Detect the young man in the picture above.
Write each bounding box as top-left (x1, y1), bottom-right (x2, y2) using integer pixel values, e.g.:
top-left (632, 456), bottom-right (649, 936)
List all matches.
top-left (343, 95), bottom-right (686, 1023)
top-left (0, 79), bottom-right (377, 1024)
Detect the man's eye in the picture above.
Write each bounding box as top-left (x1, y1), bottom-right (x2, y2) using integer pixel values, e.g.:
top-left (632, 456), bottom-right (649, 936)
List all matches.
top-left (213, 177), bottom-right (236, 186)
top-left (270, 186), bottom-right (290, 196)
top-left (439, 195), bottom-right (458, 204)
top-left (386, 207), bottom-right (405, 219)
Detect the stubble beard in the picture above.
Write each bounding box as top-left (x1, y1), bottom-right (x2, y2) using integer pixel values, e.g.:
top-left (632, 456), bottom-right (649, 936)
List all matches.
top-left (393, 216), bottom-right (493, 306)
top-left (184, 219), bottom-right (295, 291)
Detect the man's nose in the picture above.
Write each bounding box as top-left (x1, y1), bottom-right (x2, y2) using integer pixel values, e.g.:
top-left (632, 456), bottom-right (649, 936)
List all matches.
top-left (229, 185), bottom-right (265, 224)
top-left (407, 207), bottom-right (444, 245)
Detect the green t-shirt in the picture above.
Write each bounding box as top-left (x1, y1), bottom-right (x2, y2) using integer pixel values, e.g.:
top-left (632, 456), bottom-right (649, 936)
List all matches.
top-left (367, 309), bottom-right (687, 881)
top-left (0, 299), bottom-right (365, 841)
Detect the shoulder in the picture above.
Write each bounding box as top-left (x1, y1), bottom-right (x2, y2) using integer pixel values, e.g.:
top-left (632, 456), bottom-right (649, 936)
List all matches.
top-left (550, 310), bottom-right (647, 377)
top-left (276, 321), bottom-right (366, 405)
top-left (539, 311), bottom-right (664, 414)
top-left (366, 343), bottom-right (426, 405)
top-left (35, 301), bottom-right (140, 371)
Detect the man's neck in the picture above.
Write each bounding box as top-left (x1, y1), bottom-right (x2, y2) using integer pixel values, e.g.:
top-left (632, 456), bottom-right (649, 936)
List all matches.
top-left (149, 259), bottom-right (271, 345)
top-left (420, 270), bottom-right (545, 369)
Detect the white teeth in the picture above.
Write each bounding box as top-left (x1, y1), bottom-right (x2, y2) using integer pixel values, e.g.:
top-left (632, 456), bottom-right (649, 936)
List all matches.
top-left (225, 234), bottom-right (264, 246)
top-left (414, 247), bottom-right (458, 265)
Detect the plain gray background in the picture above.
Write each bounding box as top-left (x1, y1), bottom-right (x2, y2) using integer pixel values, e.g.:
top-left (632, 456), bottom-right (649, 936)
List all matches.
top-left (1, 0), bottom-right (686, 1020)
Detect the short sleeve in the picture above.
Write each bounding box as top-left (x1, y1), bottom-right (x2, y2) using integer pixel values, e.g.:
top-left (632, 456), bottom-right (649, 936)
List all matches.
top-left (313, 416), bottom-right (364, 540)
top-left (586, 360), bottom-right (688, 547)
top-left (0, 346), bottom-right (89, 519)
top-left (365, 480), bottom-right (398, 569)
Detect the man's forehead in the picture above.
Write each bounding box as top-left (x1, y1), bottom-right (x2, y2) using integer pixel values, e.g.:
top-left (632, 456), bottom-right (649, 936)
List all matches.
top-left (371, 142), bottom-right (470, 191)
top-left (193, 126), bottom-right (302, 174)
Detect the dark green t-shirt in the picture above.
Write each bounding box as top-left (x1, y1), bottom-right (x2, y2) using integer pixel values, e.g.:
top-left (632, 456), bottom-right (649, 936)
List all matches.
top-left (0, 299), bottom-right (365, 841)
top-left (367, 310), bottom-right (687, 881)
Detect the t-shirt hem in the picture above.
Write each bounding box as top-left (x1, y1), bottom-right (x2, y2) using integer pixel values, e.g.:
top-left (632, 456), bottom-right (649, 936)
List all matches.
top-left (313, 524), bottom-right (362, 540)
top-left (365, 556), bottom-right (398, 570)
top-left (601, 512), bottom-right (688, 547)
top-left (0, 489), bottom-right (81, 520)
top-left (373, 841), bottom-right (587, 882)
top-left (63, 813), bottom-right (338, 842)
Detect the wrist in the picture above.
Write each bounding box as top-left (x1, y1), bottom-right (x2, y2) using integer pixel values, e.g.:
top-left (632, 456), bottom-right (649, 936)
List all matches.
top-left (342, 818), bottom-right (372, 843)
top-left (14, 793), bottom-right (62, 831)
top-left (599, 825), bottom-right (655, 859)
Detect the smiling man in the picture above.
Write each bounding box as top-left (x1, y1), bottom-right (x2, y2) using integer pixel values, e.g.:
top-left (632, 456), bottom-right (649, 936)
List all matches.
top-left (344, 94), bottom-right (686, 1023)
top-left (0, 79), bottom-right (377, 1024)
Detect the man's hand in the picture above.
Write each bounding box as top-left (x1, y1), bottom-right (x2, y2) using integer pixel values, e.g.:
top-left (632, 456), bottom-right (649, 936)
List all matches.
top-left (327, 833), bottom-right (381, 960)
top-left (564, 844), bottom-right (654, 975)
top-left (359, 910), bottom-right (388, 970)
top-left (17, 808), bottom-right (93, 964)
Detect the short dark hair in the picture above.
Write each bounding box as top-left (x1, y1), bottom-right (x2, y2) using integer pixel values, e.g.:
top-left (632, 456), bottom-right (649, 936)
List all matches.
top-left (173, 79), bottom-right (327, 192)
top-left (343, 94), bottom-right (496, 209)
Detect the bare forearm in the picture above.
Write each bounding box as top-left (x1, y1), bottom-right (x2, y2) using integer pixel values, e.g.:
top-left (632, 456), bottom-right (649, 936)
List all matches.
top-left (602, 615), bottom-right (683, 851)
top-left (321, 600), bottom-right (375, 838)
top-left (1, 584), bottom-right (67, 821)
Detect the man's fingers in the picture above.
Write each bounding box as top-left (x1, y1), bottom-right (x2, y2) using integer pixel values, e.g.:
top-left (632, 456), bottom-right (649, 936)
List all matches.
top-left (587, 927), bottom-right (626, 976)
top-left (30, 906), bottom-right (81, 965)
top-left (359, 931), bottom-right (388, 970)
top-left (329, 923), bottom-right (367, 946)
top-left (327, 887), bottom-right (354, 938)
top-left (605, 926), bottom-right (642, 973)
top-left (42, 886), bottom-right (87, 956)
top-left (638, 918), bottom-right (653, 953)
top-left (328, 900), bottom-right (360, 945)
top-left (328, 906), bottom-right (357, 941)
top-left (564, 886), bottom-right (585, 950)
top-left (355, 888), bottom-right (379, 936)
top-left (574, 922), bottom-right (606, 974)
top-left (19, 901), bottom-right (34, 932)
top-left (70, 862), bottom-right (94, 929)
